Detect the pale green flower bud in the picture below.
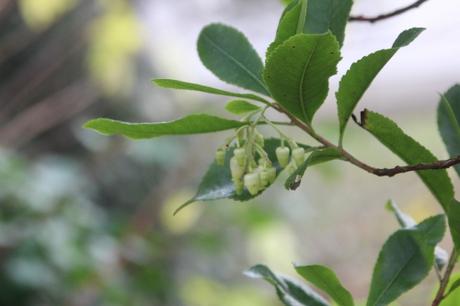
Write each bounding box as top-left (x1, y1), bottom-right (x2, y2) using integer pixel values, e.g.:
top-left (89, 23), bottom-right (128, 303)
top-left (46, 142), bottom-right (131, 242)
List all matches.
top-left (230, 157), bottom-right (244, 180)
top-left (233, 178), bottom-right (244, 195)
top-left (244, 172), bottom-right (261, 196)
top-left (276, 147), bottom-right (290, 168)
top-left (292, 147), bottom-right (306, 166)
top-left (234, 148), bottom-right (246, 167)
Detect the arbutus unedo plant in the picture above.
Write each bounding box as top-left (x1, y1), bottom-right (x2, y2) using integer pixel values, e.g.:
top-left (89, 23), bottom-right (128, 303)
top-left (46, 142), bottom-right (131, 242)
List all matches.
top-left (84, 0), bottom-right (460, 305)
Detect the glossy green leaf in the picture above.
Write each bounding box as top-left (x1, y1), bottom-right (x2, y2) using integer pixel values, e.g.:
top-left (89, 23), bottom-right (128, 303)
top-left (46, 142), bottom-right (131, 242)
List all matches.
top-left (225, 100), bottom-right (260, 115)
top-left (265, 33), bottom-right (341, 123)
top-left (362, 110), bottom-right (454, 211)
top-left (437, 84), bottom-right (460, 177)
top-left (337, 28), bottom-right (425, 140)
top-left (153, 79), bottom-right (269, 103)
top-left (285, 148), bottom-right (342, 190)
top-left (197, 23), bottom-right (269, 96)
top-left (175, 139), bottom-right (312, 214)
top-left (295, 265), bottom-right (354, 306)
top-left (448, 200), bottom-right (460, 253)
top-left (269, 0), bottom-right (352, 55)
top-left (386, 200), bottom-right (449, 270)
top-left (246, 264), bottom-right (330, 306)
top-left (367, 215), bottom-right (446, 306)
top-left (84, 114), bottom-right (246, 140)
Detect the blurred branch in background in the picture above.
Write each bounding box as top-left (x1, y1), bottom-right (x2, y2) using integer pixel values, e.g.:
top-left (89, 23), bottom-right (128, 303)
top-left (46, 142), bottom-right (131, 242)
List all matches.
top-left (349, 0), bottom-right (430, 23)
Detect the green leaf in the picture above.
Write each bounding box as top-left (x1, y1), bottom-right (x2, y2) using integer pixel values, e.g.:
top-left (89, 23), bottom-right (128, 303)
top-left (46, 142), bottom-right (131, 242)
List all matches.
top-left (447, 277), bottom-right (460, 298)
top-left (153, 79), bottom-right (269, 103)
top-left (225, 100), bottom-right (261, 115)
top-left (448, 200), bottom-right (460, 253)
top-left (386, 200), bottom-right (449, 270)
top-left (437, 84), bottom-right (460, 177)
top-left (175, 139), bottom-right (312, 214)
top-left (362, 110), bottom-right (454, 211)
top-left (245, 264), bottom-right (330, 306)
top-left (304, 0), bottom-right (353, 47)
top-left (197, 23), bottom-right (269, 96)
top-left (269, 0), bottom-right (352, 55)
top-left (367, 215), bottom-right (446, 306)
top-left (84, 114), bottom-right (246, 140)
top-left (265, 33), bottom-right (341, 123)
top-left (337, 28), bottom-right (425, 140)
top-left (285, 148), bottom-right (342, 190)
top-left (295, 265), bottom-right (354, 306)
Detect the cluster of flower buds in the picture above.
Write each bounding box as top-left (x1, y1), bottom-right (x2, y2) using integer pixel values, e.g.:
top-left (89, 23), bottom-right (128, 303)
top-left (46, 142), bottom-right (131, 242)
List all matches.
top-left (214, 122), bottom-right (309, 195)
top-left (215, 127), bottom-right (277, 196)
top-left (230, 147), bottom-right (277, 196)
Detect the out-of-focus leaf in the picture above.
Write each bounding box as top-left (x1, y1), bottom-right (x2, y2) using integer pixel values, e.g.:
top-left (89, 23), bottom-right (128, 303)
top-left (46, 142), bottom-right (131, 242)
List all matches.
top-left (367, 215), bottom-right (446, 306)
top-left (175, 139), bottom-right (312, 214)
top-left (448, 200), bottom-right (460, 253)
top-left (84, 114), bottom-right (246, 139)
top-left (197, 23), bottom-right (269, 96)
top-left (265, 33), bottom-right (340, 123)
top-left (437, 84), bottom-right (460, 177)
top-left (386, 200), bottom-right (448, 269)
top-left (225, 100), bottom-right (261, 115)
top-left (295, 265), bottom-right (354, 306)
top-left (337, 28), bottom-right (425, 140)
top-left (285, 148), bottom-right (342, 190)
top-left (362, 110), bottom-right (454, 211)
top-left (153, 79), bottom-right (269, 103)
top-left (245, 264), bottom-right (330, 306)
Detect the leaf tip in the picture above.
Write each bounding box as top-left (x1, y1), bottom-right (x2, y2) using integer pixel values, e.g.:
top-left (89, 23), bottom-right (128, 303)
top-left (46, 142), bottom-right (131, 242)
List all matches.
top-left (173, 200), bottom-right (195, 216)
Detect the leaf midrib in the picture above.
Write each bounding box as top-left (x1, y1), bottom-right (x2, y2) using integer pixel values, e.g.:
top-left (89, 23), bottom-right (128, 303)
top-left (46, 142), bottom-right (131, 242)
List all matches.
top-left (298, 38), bottom-right (319, 121)
top-left (307, 268), bottom-right (350, 306)
top-left (202, 34), bottom-right (269, 94)
top-left (369, 223), bottom-right (438, 306)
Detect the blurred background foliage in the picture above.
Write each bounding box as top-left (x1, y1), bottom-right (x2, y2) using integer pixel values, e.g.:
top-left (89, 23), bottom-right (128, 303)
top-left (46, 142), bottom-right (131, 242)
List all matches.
top-left (0, 0), bottom-right (458, 305)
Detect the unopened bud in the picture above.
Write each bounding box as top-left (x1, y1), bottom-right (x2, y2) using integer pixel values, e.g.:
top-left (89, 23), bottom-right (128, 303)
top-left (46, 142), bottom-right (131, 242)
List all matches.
top-left (276, 147), bottom-right (290, 168)
top-left (244, 172), bottom-right (261, 196)
top-left (234, 148), bottom-right (246, 167)
top-left (292, 147), bottom-right (306, 166)
top-left (230, 157), bottom-right (245, 180)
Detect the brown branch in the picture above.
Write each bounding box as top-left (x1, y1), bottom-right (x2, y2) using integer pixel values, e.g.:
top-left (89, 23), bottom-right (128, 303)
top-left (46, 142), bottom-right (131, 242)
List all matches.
top-left (272, 104), bottom-right (460, 178)
top-left (373, 156), bottom-right (460, 177)
top-left (432, 250), bottom-right (458, 306)
top-left (349, 0), bottom-right (429, 23)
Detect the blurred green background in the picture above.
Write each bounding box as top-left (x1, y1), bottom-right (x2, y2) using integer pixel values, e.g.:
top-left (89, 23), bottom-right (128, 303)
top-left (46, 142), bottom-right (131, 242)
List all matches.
top-left (0, 0), bottom-right (459, 305)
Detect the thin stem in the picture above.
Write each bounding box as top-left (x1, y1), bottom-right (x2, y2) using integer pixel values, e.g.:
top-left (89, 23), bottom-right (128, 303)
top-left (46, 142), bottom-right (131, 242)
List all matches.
top-left (349, 0), bottom-right (430, 23)
top-left (432, 249), bottom-right (458, 306)
top-left (271, 103), bottom-right (460, 177)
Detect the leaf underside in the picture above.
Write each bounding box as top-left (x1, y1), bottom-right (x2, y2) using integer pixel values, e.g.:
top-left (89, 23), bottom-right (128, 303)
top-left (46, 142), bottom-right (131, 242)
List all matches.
top-left (245, 264), bottom-right (330, 306)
